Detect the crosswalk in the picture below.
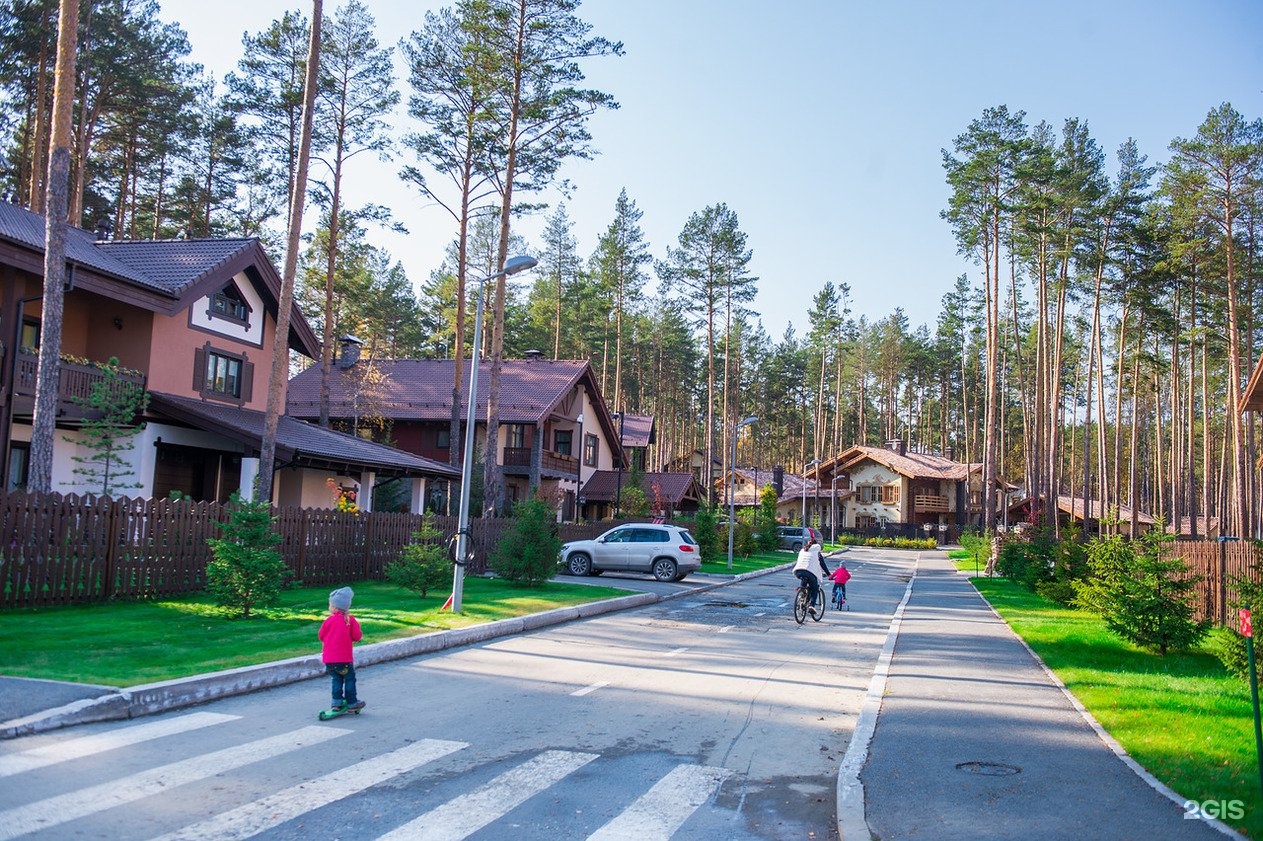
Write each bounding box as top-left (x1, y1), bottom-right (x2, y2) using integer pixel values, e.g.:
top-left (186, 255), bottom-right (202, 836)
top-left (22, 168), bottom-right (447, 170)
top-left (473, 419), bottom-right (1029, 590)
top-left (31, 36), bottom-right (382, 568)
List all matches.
top-left (0, 713), bottom-right (733, 840)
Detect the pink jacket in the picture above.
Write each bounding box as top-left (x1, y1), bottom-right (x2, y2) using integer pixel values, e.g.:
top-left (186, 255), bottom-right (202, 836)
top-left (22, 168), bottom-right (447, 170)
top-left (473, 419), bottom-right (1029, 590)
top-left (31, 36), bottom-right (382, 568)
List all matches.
top-left (319, 612), bottom-right (362, 663)
top-left (831, 566), bottom-right (851, 584)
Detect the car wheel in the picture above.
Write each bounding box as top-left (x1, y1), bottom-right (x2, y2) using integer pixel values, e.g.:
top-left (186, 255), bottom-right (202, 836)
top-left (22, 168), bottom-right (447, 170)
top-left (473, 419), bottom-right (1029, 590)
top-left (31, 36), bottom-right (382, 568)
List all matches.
top-left (792, 541), bottom-right (803, 552)
top-left (652, 558), bottom-right (678, 582)
top-left (567, 553), bottom-right (593, 576)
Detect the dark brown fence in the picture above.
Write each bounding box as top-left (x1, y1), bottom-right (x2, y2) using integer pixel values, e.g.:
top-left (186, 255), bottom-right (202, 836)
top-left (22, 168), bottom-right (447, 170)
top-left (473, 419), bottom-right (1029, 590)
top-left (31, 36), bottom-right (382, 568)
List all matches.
top-left (0, 493), bottom-right (695, 609)
top-left (1164, 538), bottom-right (1259, 626)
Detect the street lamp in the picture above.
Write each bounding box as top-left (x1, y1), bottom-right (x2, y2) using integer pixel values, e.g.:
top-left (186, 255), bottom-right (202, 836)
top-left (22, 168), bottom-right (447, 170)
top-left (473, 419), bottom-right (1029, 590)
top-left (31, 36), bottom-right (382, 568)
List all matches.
top-left (831, 472), bottom-right (841, 544)
top-left (728, 416), bottom-right (757, 570)
top-left (450, 255), bottom-right (538, 613)
top-left (613, 411), bottom-right (625, 519)
top-left (574, 412), bottom-right (584, 523)
top-left (802, 458), bottom-right (821, 529)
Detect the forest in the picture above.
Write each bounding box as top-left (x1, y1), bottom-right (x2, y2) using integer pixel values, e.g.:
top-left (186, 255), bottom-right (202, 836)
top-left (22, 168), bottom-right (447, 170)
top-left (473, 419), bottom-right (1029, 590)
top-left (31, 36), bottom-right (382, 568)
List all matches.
top-left (1, 1), bottom-right (1260, 535)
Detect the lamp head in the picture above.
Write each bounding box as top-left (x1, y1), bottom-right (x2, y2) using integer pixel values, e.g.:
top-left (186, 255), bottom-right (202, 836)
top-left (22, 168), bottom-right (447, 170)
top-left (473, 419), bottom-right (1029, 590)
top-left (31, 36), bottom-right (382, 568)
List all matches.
top-left (503, 255), bottom-right (538, 276)
top-left (739, 415), bottom-right (758, 428)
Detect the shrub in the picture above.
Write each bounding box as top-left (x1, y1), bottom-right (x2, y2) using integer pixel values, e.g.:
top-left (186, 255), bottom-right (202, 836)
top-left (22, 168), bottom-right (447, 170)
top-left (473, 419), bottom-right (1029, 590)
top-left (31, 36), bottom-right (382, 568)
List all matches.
top-left (1075, 528), bottom-right (1208, 655)
top-left (996, 530), bottom-right (1056, 591)
top-left (754, 484), bottom-right (779, 551)
top-left (386, 512), bottom-right (449, 597)
top-left (1214, 541), bottom-right (1263, 681)
top-left (958, 530), bottom-right (992, 573)
top-left (205, 495), bottom-right (289, 618)
top-left (692, 504), bottom-right (721, 561)
top-left (489, 497), bottom-right (561, 586)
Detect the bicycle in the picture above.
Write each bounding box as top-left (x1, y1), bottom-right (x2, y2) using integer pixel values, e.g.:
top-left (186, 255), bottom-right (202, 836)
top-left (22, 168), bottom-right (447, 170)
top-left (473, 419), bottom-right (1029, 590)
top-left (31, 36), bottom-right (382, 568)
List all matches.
top-left (832, 585), bottom-right (849, 611)
top-left (793, 580), bottom-right (825, 624)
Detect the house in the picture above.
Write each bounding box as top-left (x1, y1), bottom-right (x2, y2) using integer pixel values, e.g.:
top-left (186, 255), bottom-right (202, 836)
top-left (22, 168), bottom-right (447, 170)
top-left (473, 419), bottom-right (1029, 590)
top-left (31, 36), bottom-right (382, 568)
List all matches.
top-left (618, 412), bottom-right (655, 471)
top-left (1006, 495), bottom-right (1156, 538)
top-left (0, 202), bottom-right (458, 509)
top-left (819, 440), bottom-right (982, 533)
top-left (286, 351), bottom-right (623, 521)
top-left (576, 470), bottom-right (706, 519)
top-left (662, 448), bottom-right (722, 492)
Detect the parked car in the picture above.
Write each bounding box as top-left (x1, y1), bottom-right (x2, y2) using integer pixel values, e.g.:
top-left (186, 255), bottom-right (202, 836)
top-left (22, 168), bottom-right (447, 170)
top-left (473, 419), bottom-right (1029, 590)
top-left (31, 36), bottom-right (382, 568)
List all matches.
top-left (559, 523), bottom-right (701, 581)
top-left (775, 525), bottom-right (822, 551)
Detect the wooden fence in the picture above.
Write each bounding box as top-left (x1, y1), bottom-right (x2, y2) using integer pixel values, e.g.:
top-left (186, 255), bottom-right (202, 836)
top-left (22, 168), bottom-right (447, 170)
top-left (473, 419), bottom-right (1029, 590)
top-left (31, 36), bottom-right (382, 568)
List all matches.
top-left (1165, 538), bottom-right (1259, 626)
top-left (0, 492), bottom-right (689, 609)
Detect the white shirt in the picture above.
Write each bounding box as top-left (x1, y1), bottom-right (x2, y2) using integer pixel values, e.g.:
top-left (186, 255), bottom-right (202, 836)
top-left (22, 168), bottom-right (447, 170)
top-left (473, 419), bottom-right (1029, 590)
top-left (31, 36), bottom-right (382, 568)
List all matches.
top-left (792, 544), bottom-right (827, 580)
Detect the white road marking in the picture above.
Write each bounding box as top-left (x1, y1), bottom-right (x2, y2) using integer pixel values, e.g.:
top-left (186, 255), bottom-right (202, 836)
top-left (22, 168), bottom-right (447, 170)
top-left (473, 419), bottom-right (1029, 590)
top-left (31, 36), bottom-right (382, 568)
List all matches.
top-left (148, 738), bottom-right (467, 841)
top-left (718, 626), bottom-right (734, 633)
top-left (0, 712), bottom-right (238, 778)
top-left (664, 647), bottom-right (688, 657)
top-left (378, 749), bottom-right (599, 841)
top-left (571, 681), bottom-right (609, 697)
top-left (0, 725), bottom-right (344, 841)
top-left (587, 763), bottom-right (732, 840)
top-left (754, 612), bottom-right (766, 617)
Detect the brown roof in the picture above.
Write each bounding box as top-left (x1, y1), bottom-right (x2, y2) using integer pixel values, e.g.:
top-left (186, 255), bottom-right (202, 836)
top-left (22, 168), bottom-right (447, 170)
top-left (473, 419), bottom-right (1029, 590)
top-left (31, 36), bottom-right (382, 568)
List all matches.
top-left (0, 202), bottom-right (319, 357)
top-left (1056, 495), bottom-right (1155, 525)
top-left (619, 413), bottom-right (655, 448)
top-left (832, 445), bottom-right (973, 481)
top-left (1243, 354), bottom-right (1263, 412)
top-left (579, 471), bottom-right (704, 505)
top-left (148, 392), bottom-right (460, 478)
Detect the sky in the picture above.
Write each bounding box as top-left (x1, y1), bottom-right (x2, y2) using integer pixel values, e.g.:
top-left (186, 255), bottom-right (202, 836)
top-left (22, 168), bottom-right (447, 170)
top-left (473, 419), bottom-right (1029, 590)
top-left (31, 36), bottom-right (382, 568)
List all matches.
top-left (159, 0), bottom-right (1263, 341)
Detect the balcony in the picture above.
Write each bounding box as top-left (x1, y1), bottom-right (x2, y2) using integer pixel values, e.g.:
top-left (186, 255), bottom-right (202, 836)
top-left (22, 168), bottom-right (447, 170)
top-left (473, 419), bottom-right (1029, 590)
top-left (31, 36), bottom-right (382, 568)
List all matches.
top-left (502, 447), bottom-right (579, 474)
top-left (12, 353), bottom-right (146, 417)
top-left (914, 494), bottom-right (950, 513)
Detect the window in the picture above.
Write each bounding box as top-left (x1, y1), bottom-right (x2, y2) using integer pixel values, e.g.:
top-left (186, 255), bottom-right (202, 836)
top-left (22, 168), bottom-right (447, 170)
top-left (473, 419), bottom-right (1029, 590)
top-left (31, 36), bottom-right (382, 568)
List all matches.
top-left (209, 285), bottom-right (249, 322)
top-left (206, 352), bottom-right (242, 398)
top-left (19, 319), bottom-right (39, 351)
top-left (858, 485), bottom-right (876, 504)
top-left (437, 429), bottom-right (450, 449)
top-left (507, 424), bottom-right (525, 449)
top-left (583, 433), bottom-right (598, 467)
top-left (632, 528), bottom-right (668, 543)
top-left (856, 514), bottom-right (877, 529)
top-left (6, 443), bottom-right (29, 491)
top-left (555, 429), bottom-right (573, 456)
top-left (193, 344), bottom-right (253, 404)
top-left (880, 484), bottom-right (900, 504)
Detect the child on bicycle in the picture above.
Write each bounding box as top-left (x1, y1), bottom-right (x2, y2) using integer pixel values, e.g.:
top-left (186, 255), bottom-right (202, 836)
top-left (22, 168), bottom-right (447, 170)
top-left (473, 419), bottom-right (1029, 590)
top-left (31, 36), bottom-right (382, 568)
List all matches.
top-left (829, 562), bottom-right (851, 609)
top-left (792, 537), bottom-right (830, 610)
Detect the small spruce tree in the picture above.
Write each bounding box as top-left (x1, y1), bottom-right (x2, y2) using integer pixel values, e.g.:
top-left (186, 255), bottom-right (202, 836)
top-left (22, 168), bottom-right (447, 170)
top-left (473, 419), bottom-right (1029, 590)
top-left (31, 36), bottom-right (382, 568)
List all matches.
top-left (692, 503), bottom-right (721, 561)
top-left (754, 484), bottom-right (779, 551)
top-left (489, 496), bottom-right (561, 586)
top-left (386, 511), bottom-right (450, 597)
top-left (205, 494), bottom-right (289, 617)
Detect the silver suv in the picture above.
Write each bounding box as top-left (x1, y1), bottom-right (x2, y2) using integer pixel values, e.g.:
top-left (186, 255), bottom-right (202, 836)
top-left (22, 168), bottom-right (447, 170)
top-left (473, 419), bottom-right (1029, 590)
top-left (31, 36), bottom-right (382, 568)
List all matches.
top-left (560, 524), bottom-right (701, 581)
top-left (776, 526), bottom-right (821, 551)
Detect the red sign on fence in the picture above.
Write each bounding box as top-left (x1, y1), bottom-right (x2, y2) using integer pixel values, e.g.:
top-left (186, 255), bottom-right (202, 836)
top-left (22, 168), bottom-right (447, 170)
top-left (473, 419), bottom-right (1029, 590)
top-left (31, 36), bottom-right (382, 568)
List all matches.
top-left (1241, 609), bottom-right (1253, 638)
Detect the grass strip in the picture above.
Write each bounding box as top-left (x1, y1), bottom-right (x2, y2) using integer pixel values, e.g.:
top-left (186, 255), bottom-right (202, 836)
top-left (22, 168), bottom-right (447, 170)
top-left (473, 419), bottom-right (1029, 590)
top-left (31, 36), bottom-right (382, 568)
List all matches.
top-left (974, 577), bottom-right (1259, 838)
top-left (1, 578), bottom-right (632, 687)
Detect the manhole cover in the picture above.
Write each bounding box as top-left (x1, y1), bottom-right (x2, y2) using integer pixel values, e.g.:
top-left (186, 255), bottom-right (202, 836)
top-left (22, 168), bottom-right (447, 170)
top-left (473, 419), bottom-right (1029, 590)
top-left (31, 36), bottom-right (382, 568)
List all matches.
top-left (956, 761), bottom-right (1021, 776)
top-left (702, 601), bottom-right (749, 608)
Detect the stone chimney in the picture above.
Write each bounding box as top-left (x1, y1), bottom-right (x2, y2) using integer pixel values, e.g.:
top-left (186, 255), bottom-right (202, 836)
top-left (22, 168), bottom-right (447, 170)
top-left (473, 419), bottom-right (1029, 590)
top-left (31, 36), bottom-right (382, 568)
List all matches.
top-left (944, 446), bottom-right (955, 462)
top-left (337, 335), bottom-right (362, 369)
top-left (886, 438), bottom-right (906, 457)
top-left (523, 349), bottom-right (544, 360)
top-left (94, 219), bottom-right (113, 241)
top-left (773, 465), bottom-right (784, 498)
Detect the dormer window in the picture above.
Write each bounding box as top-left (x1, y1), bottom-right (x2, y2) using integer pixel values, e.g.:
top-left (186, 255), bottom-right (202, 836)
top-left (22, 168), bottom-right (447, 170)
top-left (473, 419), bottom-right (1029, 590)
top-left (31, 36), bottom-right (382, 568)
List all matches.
top-left (209, 284), bottom-right (249, 323)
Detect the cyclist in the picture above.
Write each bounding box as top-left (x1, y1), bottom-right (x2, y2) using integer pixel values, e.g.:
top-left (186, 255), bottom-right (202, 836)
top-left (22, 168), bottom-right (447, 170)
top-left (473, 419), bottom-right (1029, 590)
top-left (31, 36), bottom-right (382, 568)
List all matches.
top-left (792, 536), bottom-right (830, 613)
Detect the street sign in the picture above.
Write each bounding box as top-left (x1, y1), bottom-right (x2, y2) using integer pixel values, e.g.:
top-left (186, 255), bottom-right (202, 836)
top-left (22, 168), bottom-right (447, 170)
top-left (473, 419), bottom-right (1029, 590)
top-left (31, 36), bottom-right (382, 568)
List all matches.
top-left (1242, 608), bottom-right (1254, 638)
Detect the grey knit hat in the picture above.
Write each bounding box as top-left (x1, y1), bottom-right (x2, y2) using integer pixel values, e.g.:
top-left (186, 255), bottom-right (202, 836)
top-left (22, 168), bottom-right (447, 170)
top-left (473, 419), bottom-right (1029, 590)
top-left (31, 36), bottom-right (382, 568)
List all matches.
top-left (329, 587), bottom-right (353, 611)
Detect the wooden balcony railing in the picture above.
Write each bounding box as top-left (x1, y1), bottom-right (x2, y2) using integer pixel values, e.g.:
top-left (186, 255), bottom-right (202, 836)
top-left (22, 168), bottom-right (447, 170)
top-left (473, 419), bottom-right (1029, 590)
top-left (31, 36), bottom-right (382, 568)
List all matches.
top-left (502, 447), bottom-right (579, 473)
top-left (14, 354), bottom-right (147, 405)
top-left (914, 494), bottom-right (950, 513)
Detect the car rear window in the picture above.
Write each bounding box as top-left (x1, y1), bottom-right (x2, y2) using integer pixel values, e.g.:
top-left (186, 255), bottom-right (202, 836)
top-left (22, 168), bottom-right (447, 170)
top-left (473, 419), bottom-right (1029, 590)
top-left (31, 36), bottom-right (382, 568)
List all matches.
top-left (678, 530), bottom-right (697, 545)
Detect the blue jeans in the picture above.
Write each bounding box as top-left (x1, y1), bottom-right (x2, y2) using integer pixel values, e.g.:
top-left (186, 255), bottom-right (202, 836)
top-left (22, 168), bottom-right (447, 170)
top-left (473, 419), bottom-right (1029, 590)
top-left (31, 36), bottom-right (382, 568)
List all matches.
top-left (326, 663), bottom-right (357, 706)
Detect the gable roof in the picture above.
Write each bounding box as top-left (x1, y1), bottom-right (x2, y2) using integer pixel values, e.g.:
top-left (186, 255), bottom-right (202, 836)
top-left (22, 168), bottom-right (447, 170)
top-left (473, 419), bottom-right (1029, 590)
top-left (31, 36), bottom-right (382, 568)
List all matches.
top-left (578, 470), bottom-right (705, 506)
top-left (831, 445), bottom-right (974, 481)
top-left (0, 202), bottom-right (319, 357)
top-left (1243, 353), bottom-right (1263, 412)
top-left (148, 392), bottom-right (460, 479)
top-left (619, 413), bottom-right (655, 448)
top-left (287, 357), bottom-right (622, 446)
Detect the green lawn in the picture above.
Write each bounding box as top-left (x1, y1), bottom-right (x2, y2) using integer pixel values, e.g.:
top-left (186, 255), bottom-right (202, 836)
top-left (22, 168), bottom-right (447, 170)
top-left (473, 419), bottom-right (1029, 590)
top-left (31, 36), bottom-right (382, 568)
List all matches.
top-left (1, 578), bottom-right (633, 687)
top-left (700, 548), bottom-right (793, 576)
top-left (974, 578), bottom-right (1260, 838)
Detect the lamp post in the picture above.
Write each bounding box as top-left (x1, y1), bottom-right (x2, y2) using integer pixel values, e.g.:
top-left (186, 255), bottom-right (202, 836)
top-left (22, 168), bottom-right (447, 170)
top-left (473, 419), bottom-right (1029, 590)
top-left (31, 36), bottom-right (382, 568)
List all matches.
top-left (613, 411), bottom-right (625, 519)
top-left (803, 458), bottom-right (820, 529)
top-left (728, 416), bottom-right (757, 570)
top-left (450, 255), bottom-right (538, 613)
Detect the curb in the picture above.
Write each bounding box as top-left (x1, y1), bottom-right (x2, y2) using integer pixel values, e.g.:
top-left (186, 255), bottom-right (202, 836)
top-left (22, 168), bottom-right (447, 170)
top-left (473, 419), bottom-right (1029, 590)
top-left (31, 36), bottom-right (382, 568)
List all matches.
top-left (1, 565), bottom-right (790, 740)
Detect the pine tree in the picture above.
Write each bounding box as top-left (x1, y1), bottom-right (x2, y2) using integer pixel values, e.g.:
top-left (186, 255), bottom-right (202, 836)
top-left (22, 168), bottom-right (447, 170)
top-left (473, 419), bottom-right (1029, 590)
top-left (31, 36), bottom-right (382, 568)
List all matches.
top-left (206, 494), bottom-right (288, 618)
top-left (66, 356), bottom-right (149, 496)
